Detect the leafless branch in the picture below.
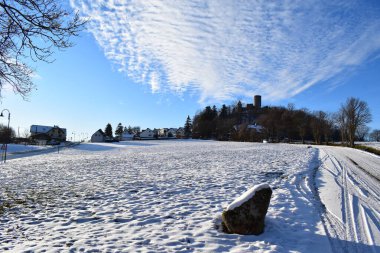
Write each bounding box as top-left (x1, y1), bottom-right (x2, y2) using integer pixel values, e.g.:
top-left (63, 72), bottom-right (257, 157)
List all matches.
top-left (0, 0), bottom-right (87, 99)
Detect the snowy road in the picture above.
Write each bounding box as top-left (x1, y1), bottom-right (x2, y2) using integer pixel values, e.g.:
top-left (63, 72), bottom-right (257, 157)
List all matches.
top-left (317, 146), bottom-right (380, 253)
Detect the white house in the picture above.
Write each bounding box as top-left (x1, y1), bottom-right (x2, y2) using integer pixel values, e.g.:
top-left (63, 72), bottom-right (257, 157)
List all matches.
top-left (30, 125), bottom-right (67, 144)
top-left (121, 132), bottom-right (135, 140)
top-left (247, 124), bottom-right (263, 132)
top-left (140, 128), bottom-right (155, 139)
top-left (176, 127), bottom-right (185, 138)
top-left (155, 128), bottom-right (166, 138)
top-left (167, 128), bottom-right (177, 138)
top-left (91, 129), bottom-right (106, 142)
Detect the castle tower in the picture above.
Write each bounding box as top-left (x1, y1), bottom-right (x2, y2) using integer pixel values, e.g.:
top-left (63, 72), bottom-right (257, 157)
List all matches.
top-left (254, 95), bottom-right (261, 109)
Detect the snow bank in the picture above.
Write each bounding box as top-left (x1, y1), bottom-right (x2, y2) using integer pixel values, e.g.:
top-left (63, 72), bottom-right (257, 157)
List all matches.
top-left (226, 183), bottom-right (270, 211)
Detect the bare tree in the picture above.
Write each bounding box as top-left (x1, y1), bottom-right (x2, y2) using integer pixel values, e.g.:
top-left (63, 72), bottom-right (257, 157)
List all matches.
top-left (356, 125), bottom-right (370, 141)
top-left (334, 108), bottom-right (348, 145)
top-left (310, 111), bottom-right (327, 145)
top-left (369, 129), bottom-right (380, 142)
top-left (340, 97), bottom-right (372, 147)
top-left (294, 108), bottom-right (310, 144)
top-left (322, 113), bottom-right (334, 145)
top-left (0, 0), bottom-right (86, 98)
top-left (23, 128), bottom-right (30, 138)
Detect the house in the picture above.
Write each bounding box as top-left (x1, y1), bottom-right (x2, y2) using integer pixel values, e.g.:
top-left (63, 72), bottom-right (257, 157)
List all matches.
top-left (176, 127), bottom-right (185, 138)
top-left (120, 127), bottom-right (136, 140)
top-left (30, 125), bottom-right (67, 144)
top-left (121, 132), bottom-right (135, 140)
top-left (140, 128), bottom-right (155, 139)
top-left (155, 128), bottom-right (167, 138)
top-left (91, 129), bottom-right (106, 142)
top-left (167, 128), bottom-right (177, 138)
top-left (247, 124), bottom-right (263, 132)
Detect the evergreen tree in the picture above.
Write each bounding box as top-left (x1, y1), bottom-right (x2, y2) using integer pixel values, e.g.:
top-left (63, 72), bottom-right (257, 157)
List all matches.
top-left (219, 104), bottom-right (228, 119)
top-left (105, 123), bottom-right (113, 138)
top-left (236, 101), bottom-right (243, 113)
top-left (212, 105), bottom-right (218, 117)
top-left (115, 123), bottom-right (123, 140)
top-left (132, 126), bottom-right (141, 133)
top-left (128, 125), bottom-right (134, 134)
top-left (184, 115), bottom-right (192, 138)
top-left (232, 101), bottom-right (243, 125)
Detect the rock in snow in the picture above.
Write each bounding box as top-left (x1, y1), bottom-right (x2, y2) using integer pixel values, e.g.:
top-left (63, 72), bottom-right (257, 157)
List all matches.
top-left (222, 183), bottom-right (272, 235)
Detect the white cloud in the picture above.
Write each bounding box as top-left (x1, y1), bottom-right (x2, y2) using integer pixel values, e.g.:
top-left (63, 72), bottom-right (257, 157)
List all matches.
top-left (70, 0), bottom-right (380, 103)
top-left (149, 72), bottom-right (160, 93)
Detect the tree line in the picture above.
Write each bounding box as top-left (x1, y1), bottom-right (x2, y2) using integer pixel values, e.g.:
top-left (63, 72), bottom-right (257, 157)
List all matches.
top-left (191, 97), bottom-right (377, 147)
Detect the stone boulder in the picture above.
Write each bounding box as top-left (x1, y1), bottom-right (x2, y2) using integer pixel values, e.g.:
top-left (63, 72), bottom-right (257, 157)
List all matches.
top-left (222, 183), bottom-right (272, 235)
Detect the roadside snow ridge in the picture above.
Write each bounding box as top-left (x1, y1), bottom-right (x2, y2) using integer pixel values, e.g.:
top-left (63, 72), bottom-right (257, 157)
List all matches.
top-left (226, 183), bottom-right (270, 211)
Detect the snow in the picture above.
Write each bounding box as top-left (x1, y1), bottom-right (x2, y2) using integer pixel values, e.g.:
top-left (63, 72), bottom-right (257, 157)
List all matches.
top-left (226, 183), bottom-right (270, 211)
top-left (5, 144), bottom-right (50, 153)
top-left (0, 140), bottom-right (377, 252)
top-left (316, 146), bottom-right (380, 252)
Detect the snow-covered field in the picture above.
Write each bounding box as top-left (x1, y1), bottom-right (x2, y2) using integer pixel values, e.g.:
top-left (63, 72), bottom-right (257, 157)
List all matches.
top-left (0, 140), bottom-right (378, 252)
top-left (5, 144), bottom-right (50, 153)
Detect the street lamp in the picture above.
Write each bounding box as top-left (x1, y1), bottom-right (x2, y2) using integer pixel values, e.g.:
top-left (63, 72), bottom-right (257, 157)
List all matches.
top-left (0, 109), bottom-right (11, 163)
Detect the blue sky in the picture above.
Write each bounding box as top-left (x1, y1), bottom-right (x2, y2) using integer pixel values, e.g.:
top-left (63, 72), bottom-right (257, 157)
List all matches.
top-left (1, 0), bottom-right (379, 140)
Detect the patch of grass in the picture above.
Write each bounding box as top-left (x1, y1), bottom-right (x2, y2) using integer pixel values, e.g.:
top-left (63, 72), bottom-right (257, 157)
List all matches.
top-left (355, 145), bottom-right (380, 156)
top-left (323, 143), bottom-right (380, 156)
top-left (0, 198), bottom-right (28, 216)
top-left (0, 201), bottom-right (12, 215)
top-left (0, 188), bottom-right (56, 216)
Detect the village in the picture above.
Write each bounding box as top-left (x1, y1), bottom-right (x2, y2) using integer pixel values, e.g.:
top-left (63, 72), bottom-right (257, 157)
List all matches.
top-left (14, 93), bottom-right (380, 146)
top-left (24, 124), bottom-right (189, 145)
top-left (22, 96), bottom-right (264, 145)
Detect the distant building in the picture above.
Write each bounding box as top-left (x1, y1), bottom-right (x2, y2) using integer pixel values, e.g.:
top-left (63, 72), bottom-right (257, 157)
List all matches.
top-left (247, 124), bottom-right (263, 132)
top-left (176, 127), bottom-right (185, 138)
top-left (91, 129), bottom-right (106, 142)
top-left (30, 125), bottom-right (67, 144)
top-left (121, 132), bottom-right (135, 140)
top-left (140, 128), bottom-right (155, 139)
top-left (167, 128), bottom-right (177, 138)
top-left (240, 95), bottom-right (262, 124)
top-left (154, 128), bottom-right (166, 138)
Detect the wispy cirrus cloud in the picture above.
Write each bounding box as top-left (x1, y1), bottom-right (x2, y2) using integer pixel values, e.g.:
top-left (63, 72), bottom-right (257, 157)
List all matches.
top-left (70, 0), bottom-right (380, 103)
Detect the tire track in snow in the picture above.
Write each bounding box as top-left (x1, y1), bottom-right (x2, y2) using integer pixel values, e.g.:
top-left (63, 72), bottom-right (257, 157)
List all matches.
top-left (317, 147), bottom-right (380, 253)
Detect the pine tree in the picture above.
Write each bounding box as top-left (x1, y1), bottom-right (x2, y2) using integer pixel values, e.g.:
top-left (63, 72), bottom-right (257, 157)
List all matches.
top-left (184, 115), bottom-right (192, 138)
top-left (115, 123), bottom-right (123, 140)
top-left (128, 125), bottom-right (133, 134)
top-left (105, 123), bottom-right (113, 138)
top-left (219, 104), bottom-right (228, 119)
